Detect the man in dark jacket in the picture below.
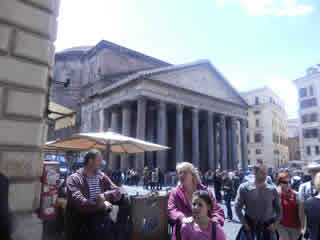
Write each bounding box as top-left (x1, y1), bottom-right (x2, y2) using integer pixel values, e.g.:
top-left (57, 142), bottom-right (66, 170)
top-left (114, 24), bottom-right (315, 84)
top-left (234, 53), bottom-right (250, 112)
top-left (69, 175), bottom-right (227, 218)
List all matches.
top-left (214, 169), bottom-right (223, 202)
top-left (66, 150), bottom-right (121, 240)
top-left (0, 172), bottom-right (12, 240)
top-left (222, 171), bottom-right (233, 221)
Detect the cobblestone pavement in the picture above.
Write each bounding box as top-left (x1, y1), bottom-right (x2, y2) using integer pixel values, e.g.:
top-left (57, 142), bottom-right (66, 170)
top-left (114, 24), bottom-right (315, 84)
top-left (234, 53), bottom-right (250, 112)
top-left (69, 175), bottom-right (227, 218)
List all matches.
top-left (123, 185), bottom-right (241, 240)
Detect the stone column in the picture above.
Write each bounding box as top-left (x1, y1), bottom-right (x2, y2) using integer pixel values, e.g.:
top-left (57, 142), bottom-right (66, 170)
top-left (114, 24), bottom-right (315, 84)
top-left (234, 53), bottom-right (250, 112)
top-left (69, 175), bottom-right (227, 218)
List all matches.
top-left (192, 108), bottom-right (200, 168)
top-left (146, 106), bottom-right (156, 169)
top-left (220, 115), bottom-right (227, 170)
top-left (231, 117), bottom-right (238, 170)
top-left (99, 108), bottom-right (104, 132)
top-left (176, 104), bottom-right (184, 163)
top-left (213, 117), bottom-right (217, 170)
top-left (240, 119), bottom-right (249, 170)
top-left (207, 112), bottom-right (215, 170)
top-left (121, 103), bottom-right (131, 170)
top-left (103, 109), bottom-right (110, 131)
top-left (136, 98), bottom-right (147, 171)
top-left (157, 102), bottom-right (168, 172)
top-left (110, 109), bottom-right (120, 170)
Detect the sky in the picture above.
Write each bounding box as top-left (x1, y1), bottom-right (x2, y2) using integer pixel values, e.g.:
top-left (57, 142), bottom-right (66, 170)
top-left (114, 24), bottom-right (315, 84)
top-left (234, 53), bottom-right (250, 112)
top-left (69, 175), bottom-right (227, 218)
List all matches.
top-left (55, 0), bottom-right (320, 119)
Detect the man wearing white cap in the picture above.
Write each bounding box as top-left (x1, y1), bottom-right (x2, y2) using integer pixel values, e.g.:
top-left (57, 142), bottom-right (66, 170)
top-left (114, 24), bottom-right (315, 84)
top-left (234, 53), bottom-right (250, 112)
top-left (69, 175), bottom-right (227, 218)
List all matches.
top-left (298, 162), bottom-right (320, 201)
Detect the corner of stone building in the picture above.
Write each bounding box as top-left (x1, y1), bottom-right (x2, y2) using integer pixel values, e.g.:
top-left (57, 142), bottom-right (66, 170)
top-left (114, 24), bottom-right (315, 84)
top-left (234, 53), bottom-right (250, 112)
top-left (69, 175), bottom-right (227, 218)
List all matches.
top-left (0, 0), bottom-right (60, 239)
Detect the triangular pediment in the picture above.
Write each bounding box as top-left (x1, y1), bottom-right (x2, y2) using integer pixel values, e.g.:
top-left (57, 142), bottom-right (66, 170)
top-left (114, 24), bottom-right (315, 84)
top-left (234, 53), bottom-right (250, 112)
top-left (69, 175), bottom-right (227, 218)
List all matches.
top-left (146, 61), bottom-right (248, 107)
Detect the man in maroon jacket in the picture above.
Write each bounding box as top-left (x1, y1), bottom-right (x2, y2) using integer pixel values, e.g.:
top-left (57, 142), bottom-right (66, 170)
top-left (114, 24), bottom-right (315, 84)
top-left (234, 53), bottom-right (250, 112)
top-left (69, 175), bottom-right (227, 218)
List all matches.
top-left (66, 149), bottom-right (121, 240)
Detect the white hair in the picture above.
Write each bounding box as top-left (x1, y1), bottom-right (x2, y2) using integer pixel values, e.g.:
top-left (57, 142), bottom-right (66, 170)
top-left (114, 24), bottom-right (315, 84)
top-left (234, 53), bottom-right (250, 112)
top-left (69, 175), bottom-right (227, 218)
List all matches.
top-left (176, 162), bottom-right (201, 186)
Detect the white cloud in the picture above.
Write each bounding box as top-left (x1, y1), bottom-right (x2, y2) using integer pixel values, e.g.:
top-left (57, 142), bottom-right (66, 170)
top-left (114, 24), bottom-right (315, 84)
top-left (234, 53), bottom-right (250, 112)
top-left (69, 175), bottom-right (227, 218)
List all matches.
top-left (216, 0), bottom-right (226, 7)
top-left (264, 75), bottom-right (298, 118)
top-left (216, 0), bottom-right (313, 16)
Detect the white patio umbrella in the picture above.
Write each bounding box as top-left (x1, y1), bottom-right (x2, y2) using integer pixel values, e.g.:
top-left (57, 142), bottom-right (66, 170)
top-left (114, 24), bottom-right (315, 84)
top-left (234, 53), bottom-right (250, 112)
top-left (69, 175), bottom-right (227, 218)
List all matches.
top-left (45, 130), bottom-right (169, 172)
top-left (45, 130), bottom-right (169, 153)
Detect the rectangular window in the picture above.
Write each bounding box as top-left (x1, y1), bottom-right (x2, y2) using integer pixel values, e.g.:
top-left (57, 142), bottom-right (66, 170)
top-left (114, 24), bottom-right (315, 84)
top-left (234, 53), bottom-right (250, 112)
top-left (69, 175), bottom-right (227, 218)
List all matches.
top-left (256, 149), bottom-right (262, 154)
top-left (302, 114), bottom-right (308, 123)
top-left (300, 98), bottom-right (317, 109)
top-left (310, 113), bottom-right (318, 122)
top-left (255, 133), bottom-right (262, 143)
top-left (247, 135), bottom-right (250, 143)
top-left (270, 97), bottom-right (273, 103)
top-left (248, 150), bottom-right (250, 155)
top-left (254, 110), bottom-right (261, 115)
top-left (316, 146), bottom-right (320, 155)
top-left (307, 146), bottom-right (311, 155)
top-left (299, 88), bottom-right (307, 98)
top-left (256, 119), bottom-right (260, 127)
top-left (310, 86), bottom-right (314, 96)
top-left (255, 96), bottom-right (259, 105)
top-left (303, 128), bottom-right (319, 138)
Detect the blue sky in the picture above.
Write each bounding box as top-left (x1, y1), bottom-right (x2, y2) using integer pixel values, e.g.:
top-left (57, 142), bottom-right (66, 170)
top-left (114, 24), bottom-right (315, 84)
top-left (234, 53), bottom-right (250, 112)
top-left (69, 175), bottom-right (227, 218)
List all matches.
top-left (55, 0), bottom-right (320, 118)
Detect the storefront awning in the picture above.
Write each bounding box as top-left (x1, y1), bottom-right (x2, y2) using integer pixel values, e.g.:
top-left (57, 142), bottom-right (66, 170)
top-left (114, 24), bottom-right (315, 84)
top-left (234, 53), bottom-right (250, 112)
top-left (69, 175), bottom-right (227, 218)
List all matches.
top-left (48, 102), bottom-right (76, 130)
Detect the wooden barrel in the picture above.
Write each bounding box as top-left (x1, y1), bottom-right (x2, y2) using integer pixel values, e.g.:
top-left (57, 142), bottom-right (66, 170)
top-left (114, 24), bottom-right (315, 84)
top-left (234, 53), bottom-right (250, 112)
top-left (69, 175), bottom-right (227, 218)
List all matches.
top-left (131, 194), bottom-right (169, 240)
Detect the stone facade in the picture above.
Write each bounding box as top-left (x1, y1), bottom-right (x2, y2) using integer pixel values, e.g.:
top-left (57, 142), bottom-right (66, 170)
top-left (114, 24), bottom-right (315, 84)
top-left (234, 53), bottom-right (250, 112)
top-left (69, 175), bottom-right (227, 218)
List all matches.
top-left (287, 118), bottom-right (301, 161)
top-left (293, 67), bottom-right (320, 163)
top-left (49, 41), bottom-right (249, 173)
top-left (0, 0), bottom-right (60, 239)
top-left (241, 87), bottom-right (289, 169)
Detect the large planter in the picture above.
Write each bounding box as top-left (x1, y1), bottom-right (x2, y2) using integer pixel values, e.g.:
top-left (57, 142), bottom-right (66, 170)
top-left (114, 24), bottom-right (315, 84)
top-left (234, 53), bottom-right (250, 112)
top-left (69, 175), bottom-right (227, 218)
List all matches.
top-left (130, 194), bottom-right (169, 240)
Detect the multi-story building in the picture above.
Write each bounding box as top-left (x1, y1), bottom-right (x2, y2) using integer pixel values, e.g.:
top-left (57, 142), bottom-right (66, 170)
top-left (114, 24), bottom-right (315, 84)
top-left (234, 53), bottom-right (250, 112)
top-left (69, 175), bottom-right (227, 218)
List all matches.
top-left (241, 87), bottom-right (289, 169)
top-left (293, 66), bottom-right (320, 163)
top-left (287, 119), bottom-right (300, 161)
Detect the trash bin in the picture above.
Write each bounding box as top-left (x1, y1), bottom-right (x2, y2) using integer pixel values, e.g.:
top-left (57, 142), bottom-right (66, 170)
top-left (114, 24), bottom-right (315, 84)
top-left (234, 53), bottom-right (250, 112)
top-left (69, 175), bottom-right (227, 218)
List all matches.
top-left (131, 194), bottom-right (169, 240)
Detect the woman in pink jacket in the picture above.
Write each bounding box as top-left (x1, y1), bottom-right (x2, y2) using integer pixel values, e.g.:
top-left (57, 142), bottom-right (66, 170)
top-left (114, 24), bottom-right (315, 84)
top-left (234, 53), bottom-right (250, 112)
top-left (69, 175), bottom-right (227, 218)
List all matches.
top-left (168, 162), bottom-right (225, 240)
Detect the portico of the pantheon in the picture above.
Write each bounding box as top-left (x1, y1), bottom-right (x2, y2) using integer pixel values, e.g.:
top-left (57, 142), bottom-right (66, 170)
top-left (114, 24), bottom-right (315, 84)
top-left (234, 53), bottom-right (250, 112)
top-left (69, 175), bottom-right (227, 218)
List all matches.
top-left (49, 40), bottom-right (249, 173)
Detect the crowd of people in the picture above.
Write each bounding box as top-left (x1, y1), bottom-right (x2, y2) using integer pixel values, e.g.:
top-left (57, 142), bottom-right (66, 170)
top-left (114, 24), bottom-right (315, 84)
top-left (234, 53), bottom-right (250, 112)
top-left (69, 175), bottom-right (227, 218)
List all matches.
top-left (2, 148), bottom-right (320, 240)
top-left (61, 152), bottom-right (320, 240)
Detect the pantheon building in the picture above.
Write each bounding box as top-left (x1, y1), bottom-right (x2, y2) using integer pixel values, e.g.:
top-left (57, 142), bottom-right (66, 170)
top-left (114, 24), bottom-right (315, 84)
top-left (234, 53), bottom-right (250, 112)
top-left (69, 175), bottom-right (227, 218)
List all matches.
top-left (48, 40), bottom-right (249, 173)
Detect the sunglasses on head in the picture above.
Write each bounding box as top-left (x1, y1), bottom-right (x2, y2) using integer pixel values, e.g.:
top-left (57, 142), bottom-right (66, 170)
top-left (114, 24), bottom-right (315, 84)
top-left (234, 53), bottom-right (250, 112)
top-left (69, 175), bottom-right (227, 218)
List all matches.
top-left (280, 181), bottom-right (290, 184)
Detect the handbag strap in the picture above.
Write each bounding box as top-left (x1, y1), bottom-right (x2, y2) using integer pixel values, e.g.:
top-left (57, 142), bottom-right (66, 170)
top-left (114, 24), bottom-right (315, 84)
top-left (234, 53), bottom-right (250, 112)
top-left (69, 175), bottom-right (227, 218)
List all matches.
top-left (212, 222), bottom-right (216, 240)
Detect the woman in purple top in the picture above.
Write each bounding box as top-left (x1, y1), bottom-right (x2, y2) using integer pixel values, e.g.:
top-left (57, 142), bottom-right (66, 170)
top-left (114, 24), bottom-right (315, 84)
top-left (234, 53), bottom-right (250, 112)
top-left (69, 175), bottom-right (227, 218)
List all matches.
top-left (168, 162), bottom-right (225, 240)
top-left (181, 190), bottom-right (226, 240)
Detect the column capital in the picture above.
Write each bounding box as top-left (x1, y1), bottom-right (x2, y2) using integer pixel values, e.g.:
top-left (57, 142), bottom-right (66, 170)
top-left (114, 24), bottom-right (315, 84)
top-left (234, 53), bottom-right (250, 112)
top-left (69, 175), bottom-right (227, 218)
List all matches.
top-left (176, 104), bottom-right (184, 112)
top-left (220, 114), bottom-right (226, 123)
top-left (109, 105), bottom-right (121, 112)
top-left (192, 108), bottom-right (199, 114)
top-left (158, 101), bottom-right (167, 109)
top-left (240, 118), bottom-right (248, 126)
top-left (121, 101), bottom-right (133, 108)
top-left (231, 117), bottom-right (237, 126)
top-left (137, 96), bottom-right (148, 103)
top-left (207, 111), bottom-right (214, 118)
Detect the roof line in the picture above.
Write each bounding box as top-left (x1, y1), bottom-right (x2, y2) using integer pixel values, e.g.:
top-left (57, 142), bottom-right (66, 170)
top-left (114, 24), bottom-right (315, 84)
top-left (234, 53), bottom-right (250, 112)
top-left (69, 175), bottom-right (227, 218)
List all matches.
top-left (99, 59), bottom-right (249, 107)
top-left (55, 40), bottom-right (171, 67)
top-left (83, 40), bottom-right (171, 66)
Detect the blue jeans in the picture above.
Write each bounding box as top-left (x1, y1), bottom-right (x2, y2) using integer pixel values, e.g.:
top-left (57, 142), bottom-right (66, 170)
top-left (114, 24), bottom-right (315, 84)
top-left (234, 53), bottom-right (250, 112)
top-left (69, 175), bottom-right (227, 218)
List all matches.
top-left (224, 193), bottom-right (233, 220)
